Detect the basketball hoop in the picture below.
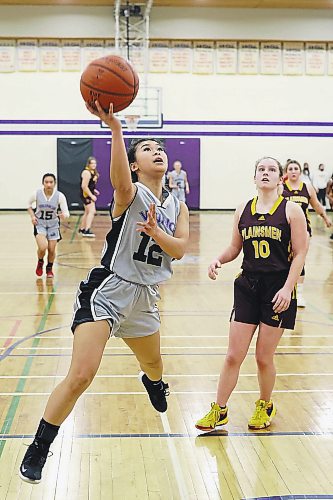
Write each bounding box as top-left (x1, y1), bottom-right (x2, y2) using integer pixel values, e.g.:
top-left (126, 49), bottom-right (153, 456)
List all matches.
top-left (125, 114), bottom-right (140, 130)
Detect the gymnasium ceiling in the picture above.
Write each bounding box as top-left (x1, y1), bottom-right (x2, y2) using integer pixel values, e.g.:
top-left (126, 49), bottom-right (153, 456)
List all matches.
top-left (1, 0), bottom-right (333, 8)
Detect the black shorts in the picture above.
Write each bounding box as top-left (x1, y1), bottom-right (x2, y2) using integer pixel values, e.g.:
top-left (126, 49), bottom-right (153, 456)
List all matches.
top-left (81, 195), bottom-right (94, 206)
top-left (231, 271), bottom-right (297, 330)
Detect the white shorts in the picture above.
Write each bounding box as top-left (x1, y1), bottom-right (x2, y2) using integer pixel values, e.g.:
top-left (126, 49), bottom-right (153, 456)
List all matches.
top-left (71, 267), bottom-right (161, 338)
top-left (34, 224), bottom-right (60, 241)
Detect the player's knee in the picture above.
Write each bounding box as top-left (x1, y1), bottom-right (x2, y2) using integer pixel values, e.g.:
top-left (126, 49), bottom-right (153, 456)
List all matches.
top-left (255, 353), bottom-right (272, 370)
top-left (225, 351), bottom-right (243, 367)
top-left (67, 369), bottom-right (95, 394)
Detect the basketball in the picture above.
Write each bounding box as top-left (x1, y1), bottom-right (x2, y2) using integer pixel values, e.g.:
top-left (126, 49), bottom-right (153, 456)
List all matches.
top-left (80, 55), bottom-right (139, 113)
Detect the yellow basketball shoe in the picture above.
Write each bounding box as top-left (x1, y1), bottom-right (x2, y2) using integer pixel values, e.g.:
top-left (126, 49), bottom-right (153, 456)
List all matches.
top-left (248, 399), bottom-right (276, 430)
top-left (195, 402), bottom-right (228, 431)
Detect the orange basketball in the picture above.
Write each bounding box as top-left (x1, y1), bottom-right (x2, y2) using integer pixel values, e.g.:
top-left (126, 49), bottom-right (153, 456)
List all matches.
top-left (80, 55), bottom-right (139, 113)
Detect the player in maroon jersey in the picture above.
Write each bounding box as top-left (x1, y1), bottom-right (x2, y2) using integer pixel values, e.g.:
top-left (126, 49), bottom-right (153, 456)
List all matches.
top-left (282, 159), bottom-right (331, 307)
top-left (196, 157), bottom-right (307, 432)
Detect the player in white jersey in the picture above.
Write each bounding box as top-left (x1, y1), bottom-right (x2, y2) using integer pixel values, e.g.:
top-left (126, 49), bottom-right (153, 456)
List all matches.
top-left (27, 173), bottom-right (69, 279)
top-left (19, 102), bottom-right (189, 484)
top-left (168, 160), bottom-right (190, 203)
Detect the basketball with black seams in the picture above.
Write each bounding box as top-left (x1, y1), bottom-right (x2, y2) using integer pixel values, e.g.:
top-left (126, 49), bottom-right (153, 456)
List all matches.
top-left (80, 55), bottom-right (139, 113)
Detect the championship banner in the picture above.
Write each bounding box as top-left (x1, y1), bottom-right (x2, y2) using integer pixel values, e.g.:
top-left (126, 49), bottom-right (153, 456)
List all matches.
top-left (283, 42), bottom-right (304, 75)
top-left (238, 41), bottom-right (259, 74)
top-left (193, 41), bottom-right (214, 75)
top-left (0, 39), bottom-right (16, 73)
top-left (216, 41), bottom-right (237, 74)
top-left (149, 41), bottom-right (169, 73)
top-left (171, 41), bottom-right (192, 73)
top-left (260, 42), bottom-right (281, 75)
top-left (82, 40), bottom-right (105, 69)
top-left (39, 39), bottom-right (60, 72)
top-left (130, 44), bottom-right (145, 73)
top-left (17, 39), bottom-right (38, 72)
top-left (328, 43), bottom-right (333, 75)
top-left (305, 42), bottom-right (326, 76)
top-left (61, 39), bottom-right (81, 71)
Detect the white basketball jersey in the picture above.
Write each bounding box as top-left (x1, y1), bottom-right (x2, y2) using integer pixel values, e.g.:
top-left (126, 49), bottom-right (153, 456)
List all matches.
top-left (101, 183), bottom-right (181, 285)
top-left (170, 170), bottom-right (186, 190)
top-left (35, 189), bottom-right (60, 228)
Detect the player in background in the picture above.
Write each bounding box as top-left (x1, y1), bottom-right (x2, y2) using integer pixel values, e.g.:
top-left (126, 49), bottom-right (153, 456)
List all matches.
top-left (79, 156), bottom-right (100, 237)
top-left (168, 160), bottom-right (190, 203)
top-left (195, 157), bottom-right (307, 432)
top-left (28, 173), bottom-right (69, 278)
top-left (282, 159), bottom-right (331, 307)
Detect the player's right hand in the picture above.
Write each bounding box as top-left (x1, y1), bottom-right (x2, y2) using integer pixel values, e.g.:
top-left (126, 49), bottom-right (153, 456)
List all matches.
top-left (85, 101), bottom-right (121, 131)
top-left (31, 216), bottom-right (37, 226)
top-left (208, 259), bottom-right (221, 280)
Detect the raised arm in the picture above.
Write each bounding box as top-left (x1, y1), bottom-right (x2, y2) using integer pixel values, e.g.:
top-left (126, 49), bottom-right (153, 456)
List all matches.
top-left (208, 205), bottom-right (244, 280)
top-left (308, 183), bottom-right (332, 227)
top-left (85, 101), bottom-right (136, 212)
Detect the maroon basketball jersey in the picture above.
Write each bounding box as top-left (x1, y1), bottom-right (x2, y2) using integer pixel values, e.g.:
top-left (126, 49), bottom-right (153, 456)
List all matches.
top-left (282, 181), bottom-right (311, 235)
top-left (238, 195), bottom-right (292, 273)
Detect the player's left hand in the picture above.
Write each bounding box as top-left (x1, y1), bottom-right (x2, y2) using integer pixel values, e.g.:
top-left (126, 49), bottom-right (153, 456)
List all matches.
top-left (137, 203), bottom-right (158, 238)
top-left (325, 218), bottom-right (332, 228)
top-left (272, 286), bottom-right (291, 313)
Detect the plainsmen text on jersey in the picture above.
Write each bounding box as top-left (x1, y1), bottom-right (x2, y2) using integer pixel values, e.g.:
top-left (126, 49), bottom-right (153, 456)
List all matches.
top-left (101, 182), bottom-right (181, 285)
top-left (282, 181), bottom-right (311, 235)
top-left (238, 195), bottom-right (292, 274)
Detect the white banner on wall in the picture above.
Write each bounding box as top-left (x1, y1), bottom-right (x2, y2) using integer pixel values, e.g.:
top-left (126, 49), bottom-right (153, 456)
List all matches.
top-left (328, 43), bottom-right (333, 75)
top-left (61, 39), bottom-right (81, 71)
top-left (238, 41), bottom-right (259, 74)
top-left (39, 39), bottom-right (60, 72)
top-left (0, 39), bottom-right (16, 73)
top-left (130, 44), bottom-right (145, 73)
top-left (216, 41), bottom-right (237, 74)
top-left (193, 41), bottom-right (214, 74)
top-left (283, 42), bottom-right (304, 75)
top-left (305, 42), bottom-right (326, 76)
top-left (171, 41), bottom-right (192, 73)
top-left (149, 41), bottom-right (169, 73)
top-left (82, 40), bottom-right (104, 69)
top-left (260, 42), bottom-right (281, 75)
top-left (17, 39), bottom-right (38, 72)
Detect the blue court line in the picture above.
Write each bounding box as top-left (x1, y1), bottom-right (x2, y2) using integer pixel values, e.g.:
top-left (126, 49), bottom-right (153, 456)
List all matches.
top-left (2, 430), bottom-right (333, 439)
top-left (2, 131), bottom-right (333, 137)
top-left (2, 119), bottom-right (333, 126)
top-left (243, 496), bottom-right (333, 500)
top-left (0, 326), bottom-right (68, 362)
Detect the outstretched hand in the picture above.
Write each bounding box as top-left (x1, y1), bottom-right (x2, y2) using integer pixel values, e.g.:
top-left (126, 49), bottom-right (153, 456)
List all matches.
top-left (85, 100), bottom-right (121, 131)
top-left (208, 259), bottom-right (221, 280)
top-left (137, 203), bottom-right (158, 238)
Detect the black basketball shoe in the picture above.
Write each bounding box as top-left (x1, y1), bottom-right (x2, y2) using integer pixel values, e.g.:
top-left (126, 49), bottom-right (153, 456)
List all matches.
top-left (139, 371), bottom-right (169, 413)
top-left (19, 440), bottom-right (51, 484)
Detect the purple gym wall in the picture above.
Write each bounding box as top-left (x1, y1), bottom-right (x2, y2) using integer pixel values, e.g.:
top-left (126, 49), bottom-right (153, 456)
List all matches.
top-left (92, 138), bottom-right (200, 210)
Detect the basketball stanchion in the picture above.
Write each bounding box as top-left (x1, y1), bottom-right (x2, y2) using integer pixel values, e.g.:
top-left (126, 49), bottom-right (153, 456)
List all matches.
top-left (125, 115), bottom-right (140, 131)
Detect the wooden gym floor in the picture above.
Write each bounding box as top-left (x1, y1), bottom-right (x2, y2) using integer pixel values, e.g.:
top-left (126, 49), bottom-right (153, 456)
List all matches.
top-left (0, 210), bottom-right (333, 500)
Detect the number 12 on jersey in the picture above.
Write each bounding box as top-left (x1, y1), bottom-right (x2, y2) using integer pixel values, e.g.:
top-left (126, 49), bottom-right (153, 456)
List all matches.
top-left (133, 232), bottom-right (163, 267)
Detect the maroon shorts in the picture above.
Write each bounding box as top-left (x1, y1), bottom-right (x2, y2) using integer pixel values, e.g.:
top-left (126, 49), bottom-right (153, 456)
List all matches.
top-left (230, 271), bottom-right (297, 330)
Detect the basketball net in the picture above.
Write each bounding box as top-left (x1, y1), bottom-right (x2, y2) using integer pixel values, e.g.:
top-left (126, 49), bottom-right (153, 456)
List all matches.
top-left (125, 114), bottom-right (140, 130)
